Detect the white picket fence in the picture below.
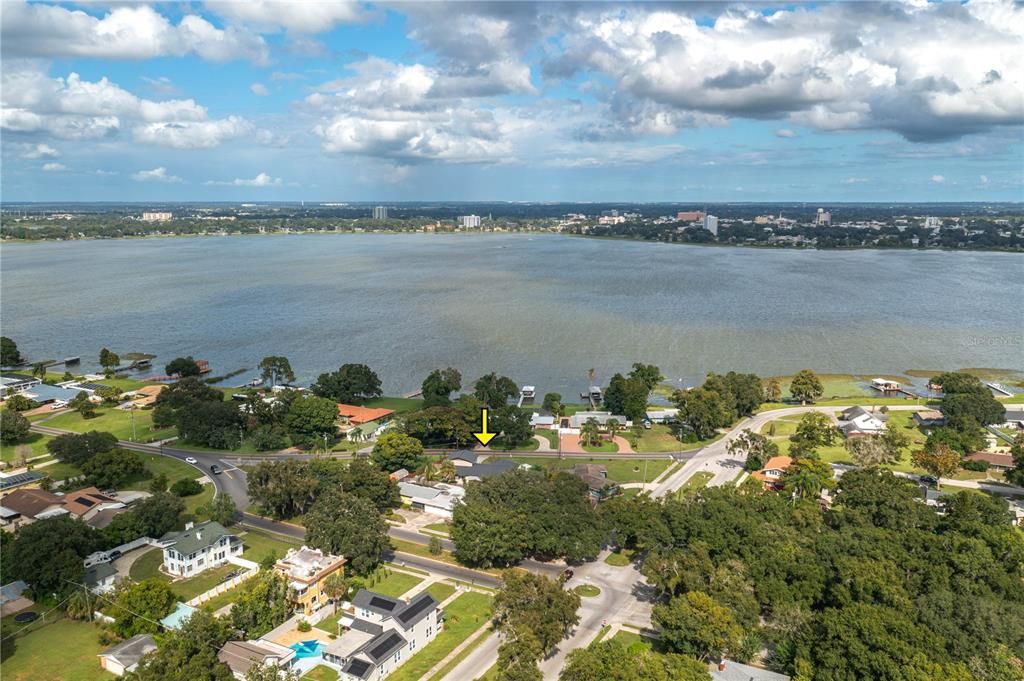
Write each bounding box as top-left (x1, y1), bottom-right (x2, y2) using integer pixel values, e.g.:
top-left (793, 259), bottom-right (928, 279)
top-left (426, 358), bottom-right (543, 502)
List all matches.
top-left (186, 556), bottom-right (259, 607)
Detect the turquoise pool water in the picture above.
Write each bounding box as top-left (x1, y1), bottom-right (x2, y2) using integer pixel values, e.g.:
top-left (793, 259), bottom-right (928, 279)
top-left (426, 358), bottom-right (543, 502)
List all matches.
top-left (290, 641), bottom-right (324, 659)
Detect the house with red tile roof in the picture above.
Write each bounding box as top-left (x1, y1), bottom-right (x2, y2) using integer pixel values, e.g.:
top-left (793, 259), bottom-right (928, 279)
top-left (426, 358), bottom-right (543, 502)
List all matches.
top-left (752, 456), bottom-right (793, 490)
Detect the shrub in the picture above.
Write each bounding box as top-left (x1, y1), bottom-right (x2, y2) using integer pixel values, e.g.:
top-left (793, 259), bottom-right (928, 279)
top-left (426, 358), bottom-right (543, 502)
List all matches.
top-left (960, 459), bottom-right (989, 472)
top-left (170, 478), bottom-right (204, 497)
top-left (297, 620), bottom-right (311, 632)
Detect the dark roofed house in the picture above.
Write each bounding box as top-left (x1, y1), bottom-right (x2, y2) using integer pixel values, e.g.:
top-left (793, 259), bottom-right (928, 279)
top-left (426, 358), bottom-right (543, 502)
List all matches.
top-left (0, 488), bottom-right (66, 527)
top-left (1002, 409), bottom-right (1024, 430)
top-left (461, 459), bottom-right (518, 481)
top-left (85, 561), bottom-right (118, 594)
top-left (98, 634), bottom-right (158, 677)
top-left (966, 451), bottom-right (1015, 471)
top-left (571, 464), bottom-right (621, 502)
top-left (445, 450), bottom-right (479, 466)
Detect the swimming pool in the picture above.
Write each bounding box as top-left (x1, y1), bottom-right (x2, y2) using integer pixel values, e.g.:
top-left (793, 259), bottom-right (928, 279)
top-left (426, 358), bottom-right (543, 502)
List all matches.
top-left (290, 641), bottom-right (325, 659)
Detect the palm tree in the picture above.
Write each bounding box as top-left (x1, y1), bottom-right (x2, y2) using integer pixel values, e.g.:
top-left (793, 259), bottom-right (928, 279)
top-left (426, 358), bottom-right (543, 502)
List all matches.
top-left (438, 459), bottom-right (457, 483)
top-left (323, 572), bottom-right (349, 614)
top-left (66, 587), bottom-right (95, 621)
top-left (581, 418), bottom-right (601, 447)
top-left (31, 362), bottom-right (47, 379)
top-left (418, 460), bottom-right (438, 483)
top-left (606, 418), bottom-right (621, 441)
top-left (782, 458), bottom-right (834, 499)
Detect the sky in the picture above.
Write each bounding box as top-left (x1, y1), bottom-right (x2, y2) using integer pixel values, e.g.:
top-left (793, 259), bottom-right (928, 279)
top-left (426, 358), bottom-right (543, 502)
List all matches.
top-left (1, 0), bottom-right (1022, 203)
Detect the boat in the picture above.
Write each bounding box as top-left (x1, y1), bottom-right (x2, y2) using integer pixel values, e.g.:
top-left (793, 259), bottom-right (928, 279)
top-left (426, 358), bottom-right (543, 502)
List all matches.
top-left (63, 356), bottom-right (81, 365)
top-left (247, 377), bottom-right (264, 387)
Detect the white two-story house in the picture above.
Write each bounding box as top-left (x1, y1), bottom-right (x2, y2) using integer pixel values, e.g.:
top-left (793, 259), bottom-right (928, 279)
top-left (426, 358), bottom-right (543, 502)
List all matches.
top-left (159, 520), bottom-right (242, 577)
top-left (322, 589), bottom-right (442, 681)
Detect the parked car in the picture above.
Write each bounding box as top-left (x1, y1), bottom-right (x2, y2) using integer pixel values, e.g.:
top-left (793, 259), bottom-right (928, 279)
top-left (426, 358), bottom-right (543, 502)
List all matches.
top-left (51, 400), bottom-right (67, 410)
top-left (108, 550), bottom-right (122, 561)
top-left (210, 464), bottom-right (221, 475)
top-left (642, 419), bottom-right (653, 429)
top-left (185, 457), bottom-right (198, 465)
top-left (919, 475), bottom-right (938, 484)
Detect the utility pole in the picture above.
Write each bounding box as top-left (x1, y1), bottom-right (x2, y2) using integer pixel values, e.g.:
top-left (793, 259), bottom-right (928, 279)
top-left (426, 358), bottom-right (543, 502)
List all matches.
top-left (129, 405), bottom-right (136, 442)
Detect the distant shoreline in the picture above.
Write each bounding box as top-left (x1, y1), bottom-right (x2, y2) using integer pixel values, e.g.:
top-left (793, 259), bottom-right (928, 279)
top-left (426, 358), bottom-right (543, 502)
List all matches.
top-left (3, 230), bottom-right (1022, 254)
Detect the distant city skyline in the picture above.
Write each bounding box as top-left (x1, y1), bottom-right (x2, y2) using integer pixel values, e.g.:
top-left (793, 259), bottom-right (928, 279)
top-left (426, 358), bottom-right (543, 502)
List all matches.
top-left (1, 1), bottom-right (1022, 202)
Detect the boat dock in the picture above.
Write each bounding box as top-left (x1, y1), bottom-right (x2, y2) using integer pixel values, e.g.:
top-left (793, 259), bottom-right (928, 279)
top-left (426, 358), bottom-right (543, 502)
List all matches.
top-left (987, 382), bottom-right (1014, 397)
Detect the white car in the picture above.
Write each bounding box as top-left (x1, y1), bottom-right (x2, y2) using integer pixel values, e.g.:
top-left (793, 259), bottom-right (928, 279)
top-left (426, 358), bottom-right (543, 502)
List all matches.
top-left (185, 457), bottom-right (198, 465)
top-left (51, 400), bottom-right (68, 410)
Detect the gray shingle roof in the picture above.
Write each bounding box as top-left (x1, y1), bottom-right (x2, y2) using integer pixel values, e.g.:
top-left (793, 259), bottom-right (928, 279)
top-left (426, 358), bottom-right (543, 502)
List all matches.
top-left (159, 520), bottom-right (237, 555)
top-left (99, 634), bottom-right (157, 668)
top-left (352, 589), bottom-right (403, 616)
top-left (394, 592), bottom-right (438, 630)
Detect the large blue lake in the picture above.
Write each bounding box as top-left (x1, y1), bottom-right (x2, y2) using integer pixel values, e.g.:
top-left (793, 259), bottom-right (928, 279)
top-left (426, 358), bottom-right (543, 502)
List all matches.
top-left (2, 233), bottom-right (1021, 395)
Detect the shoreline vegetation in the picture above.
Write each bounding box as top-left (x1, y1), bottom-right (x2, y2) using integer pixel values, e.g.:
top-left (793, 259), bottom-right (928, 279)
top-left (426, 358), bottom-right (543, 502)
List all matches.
top-left (4, 227), bottom-right (1024, 253)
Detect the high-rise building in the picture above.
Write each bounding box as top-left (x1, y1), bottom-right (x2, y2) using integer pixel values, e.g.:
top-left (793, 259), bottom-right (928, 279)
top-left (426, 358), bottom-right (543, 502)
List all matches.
top-left (372, 206), bottom-right (388, 220)
top-left (815, 208), bottom-right (832, 225)
top-left (460, 214), bottom-right (482, 229)
top-left (676, 210), bottom-right (705, 222)
top-left (924, 216), bottom-right (942, 228)
top-left (141, 212), bottom-right (173, 222)
top-left (703, 214), bottom-right (719, 236)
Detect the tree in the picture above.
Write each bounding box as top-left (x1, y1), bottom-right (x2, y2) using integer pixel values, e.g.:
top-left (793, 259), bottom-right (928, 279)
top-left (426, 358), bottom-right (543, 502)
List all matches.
top-left (245, 663), bottom-right (299, 681)
top-left (673, 387), bottom-right (731, 440)
top-left (846, 436), bottom-right (895, 468)
top-left (99, 347), bottom-right (120, 372)
top-left (429, 535), bottom-right (443, 555)
top-left (323, 572), bottom-right (349, 614)
top-left (209, 492), bottom-right (237, 526)
top-left (230, 570), bottom-right (292, 638)
top-left (720, 372), bottom-right (764, 416)
top-left (8, 515), bottom-right (99, 596)
top-left (561, 639), bottom-right (711, 681)
top-left (653, 591), bottom-right (743, 661)
top-left (473, 372), bottom-right (518, 408)
top-left (1005, 435), bottom-right (1024, 487)
top-left (604, 373), bottom-right (649, 421)
top-left (497, 626), bottom-right (544, 681)
top-left (0, 410), bottom-right (30, 444)
top-left (95, 385), bottom-right (122, 404)
top-left (789, 369), bottom-right (824, 404)
top-left (258, 356), bottom-right (295, 387)
top-left (789, 411), bottom-right (839, 457)
top-left (153, 376), bottom-right (224, 428)
top-left (942, 392), bottom-right (1005, 430)
top-left (628, 362), bottom-right (663, 392)
top-left (542, 392), bottom-right (563, 417)
top-left (1, 336), bottom-right (23, 366)
top-left (438, 459), bottom-right (457, 483)
top-left (782, 457), bottom-right (835, 498)
top-left (4, 394), bottom-right (36, 412)
top-left (912, 445), bottom-right (961, 489)
top-left (402, 406), bottom-right (476, 447)
top-left (728, 429), bottom-right (779, 471)
top-left (66, 586), bottom-right (96, 622)
top-left (110, 578), bottom-right (178, 637)
top-left (250, 424), bottom-right (287, 451)
top-left (422, 367), bottom-right (462, 407)
top-left (606, 418), bottom-right (622, 440)
top-left (247, 459), bottom-right (320, 519)
top-left (170, 478), bottom-right (204, 496)
top-left (176, 399), bottom-right (244, 449)
top-left (102, 493), bottom-right (186, 546)
top-left (46, 430), bottom-right (118, 467)
top-left (764, 377), bottom-right (782, 403)
top-left (305, 490), bottom-right (390, 575)
top-left (311, 363), bottom-right (382, 404)
top-left (165, 356), bottom-right (201, 377)
top-left (81, 448), bottom-right (145, 488)
top-left (284, 395), bottom-right (338, 448)
top-left (31, 361), bottom-right (47, 379)
top-left (493, 570), bottom-right (581, 654)
top-left (341, 458), bottom-right (400, 511)
top-left (580, 418), bottom-right (601, 447)
top-left (69, 391), bottom-right (96, 418)
top-left (370, 431), bottom-right (425, 472)
top-left (133, 609), bottom-right (234, 681)
top-left (880, 419), bottom-right (911, 460)
top-left (491, 405), bottom-right (533, 448)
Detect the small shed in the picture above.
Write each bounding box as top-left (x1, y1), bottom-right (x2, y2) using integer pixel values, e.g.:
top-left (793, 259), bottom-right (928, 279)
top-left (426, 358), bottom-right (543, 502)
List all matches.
top-left (98, 634), bottom-right (158, 676)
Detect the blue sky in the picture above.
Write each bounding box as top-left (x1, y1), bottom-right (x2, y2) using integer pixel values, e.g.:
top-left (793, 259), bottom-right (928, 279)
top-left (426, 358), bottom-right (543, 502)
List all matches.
top-left (1, 1), bottom-right (1022, 202)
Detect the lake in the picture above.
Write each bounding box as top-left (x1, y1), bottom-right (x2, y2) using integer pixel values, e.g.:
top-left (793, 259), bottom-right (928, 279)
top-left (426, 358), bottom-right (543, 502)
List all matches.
top-left (1, 234), bottom-right (1021, 395)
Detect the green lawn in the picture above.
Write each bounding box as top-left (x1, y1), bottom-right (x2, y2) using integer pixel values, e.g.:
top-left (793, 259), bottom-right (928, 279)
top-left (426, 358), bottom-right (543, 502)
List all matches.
top-left (490, 436), bottom-right (539, 451)
top-left (510, 457), bottom-right (671, 483)
top-left (181, 484), bottom-right (215, 523)
top-left (582, 440), bottom-right (619, 453)
top-left (45, 407), bottom-right (175, 443)
top-left (365, 567), bottom-right (423, 598)
top-left (1, 432), bottom-right (53, 463)
top-left (633, 425), bottom-right (685, 452)
top-left (362, 396), bottom-right (424, 413)
top-left (302, 666), bottom-right (339, 681)
top-left (239, 529), bottom-right (301, 564)
top-left (424, 522), bottom-right (450, 535)
top-left (128, 548), bottom-right (238, 601)
top-left (128, 548), bottom-right (165, 582)
top-left (426, 582), bottom-right (457, 603)
top-left (574, 584), bottom-right (601, 597)
top-left (535, 430), bottom-right (560, 448)
top-left (676, 471), bottom-right (714, 498)
top-left (386, 591), bottom-right (493, 681)
top-left (0, 618), bottom-right (107, 681)
top-left (604, 549), bottom-right (635, 567)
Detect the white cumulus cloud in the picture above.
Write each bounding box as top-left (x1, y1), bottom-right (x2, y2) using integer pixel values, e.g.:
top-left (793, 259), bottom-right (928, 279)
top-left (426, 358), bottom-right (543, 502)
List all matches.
top-left (250, 83), bottom-right (270, 96)
top-left (132, 167), bottom-right (182, 183)
top-left (775, 129), bottom-right (797, 138)
top-left (931, 174), bottom-right (946, 183)
top-left (207, 1), bottom-right (365, 33)
top-left (205, 172), bottom-right (282, 187)
top-left (42, 162), bottom-right (66, 171)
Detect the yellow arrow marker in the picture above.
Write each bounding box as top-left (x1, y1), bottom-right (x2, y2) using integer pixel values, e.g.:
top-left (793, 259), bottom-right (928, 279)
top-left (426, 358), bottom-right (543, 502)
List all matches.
top-left (473, 408), bottom-right (496, 447)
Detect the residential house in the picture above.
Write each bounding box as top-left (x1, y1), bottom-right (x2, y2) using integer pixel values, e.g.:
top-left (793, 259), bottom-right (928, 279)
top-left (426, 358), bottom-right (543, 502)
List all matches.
top-left (389, 469), bottom-right (410, 482)
top-left (20, 383), bottom-right (87, 406)
top-left (159, 520), bottom-right (242, 577)
top-left (127, 385), bottom-right (165, 408)
top-left (1002, 409), bottom-right (1024, 431)
top-left (398, 482), bottom-right (465, 518)
top-left (965, 451), bottom-right (1014, 471)
top-left (752, 456), bottom-right (793, 490)
top-left (218, 639), bottom-right (296, 680)
top-left (62, 487), bottom-right (126, 524)
top-left (274, 546), bottom-right (346, 616)
top-left (710, 659), bottom-right (790, 681)
top-left (347, 418), bottom-right (391, 442)
top-left (566, 411), bottom-right (629, 430)
top-left (337, 404), bottom-right (395, 432)
top-left (84, 562), bottom-right (118, 594)
top-left (442, 452), bottom-right (518, 482)
top-left (645, 408), bottom-right (679, 424)
top-left (98, 634), bottom-right (158, 677)
top-left (322, 589), bottom-right (441, 681)
top-left (0, 488), bottom-right (67, 528)
top-left (0, 471), bottom-right (45, 494)
top-left (529, 412), bottom-right (556, 428)
top-left (570, 464), bottom-right (620, 502)
top-left (0, 374), bottom-right (41, 398)
top-left (912, 410), bottom-right (946, 428)
top-left (838, 406), bottom-right (887, 437)
top-left (0, 580), bottom-right (33, 617)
